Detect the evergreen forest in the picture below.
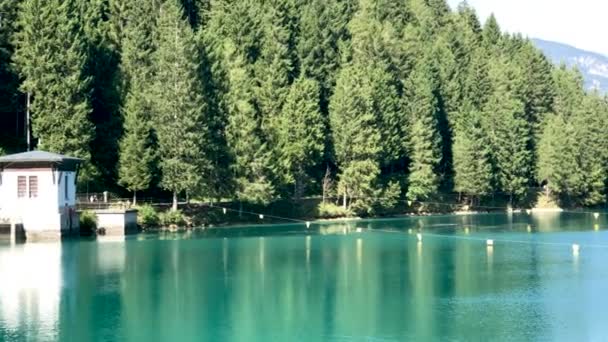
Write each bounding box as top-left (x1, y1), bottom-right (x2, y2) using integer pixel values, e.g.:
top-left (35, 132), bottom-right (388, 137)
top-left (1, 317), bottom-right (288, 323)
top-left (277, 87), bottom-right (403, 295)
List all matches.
top-left (1, 0), bottom-right (607, 213)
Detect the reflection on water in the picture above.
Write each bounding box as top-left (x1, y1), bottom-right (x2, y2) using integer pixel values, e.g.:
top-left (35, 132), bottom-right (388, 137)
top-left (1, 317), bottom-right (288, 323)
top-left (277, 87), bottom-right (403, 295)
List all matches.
top-left (0, 243), bottom-right (62, 341)
top-left (1, 213), bottom-right (608, 340)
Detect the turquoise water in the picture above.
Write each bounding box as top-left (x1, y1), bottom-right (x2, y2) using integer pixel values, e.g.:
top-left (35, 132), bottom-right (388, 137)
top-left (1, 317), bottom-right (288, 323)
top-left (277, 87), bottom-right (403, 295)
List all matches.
top-left (1, 212), bottom-right (608, 341)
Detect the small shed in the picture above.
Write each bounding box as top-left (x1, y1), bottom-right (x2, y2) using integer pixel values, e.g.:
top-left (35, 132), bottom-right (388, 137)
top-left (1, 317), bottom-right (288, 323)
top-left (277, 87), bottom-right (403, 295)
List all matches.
top-left (0, 151), bottom-right (82, 239)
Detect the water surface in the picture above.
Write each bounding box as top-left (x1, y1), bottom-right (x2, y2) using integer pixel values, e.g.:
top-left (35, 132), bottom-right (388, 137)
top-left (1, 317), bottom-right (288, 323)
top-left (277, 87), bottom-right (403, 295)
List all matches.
top-left (1, 212), bottom-right (608, 341)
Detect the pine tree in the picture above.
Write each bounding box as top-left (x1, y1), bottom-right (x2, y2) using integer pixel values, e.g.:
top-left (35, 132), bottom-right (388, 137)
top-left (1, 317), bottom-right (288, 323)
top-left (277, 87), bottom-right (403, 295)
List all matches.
top-left (254, 0), bottom-right (297, 189)
top-left (181, 0), bottom-right (211, 29)
top-left (152, 0), bottom-right (210, 210)
top-left (223, 41), bottom-right (276, 205)
top-left (552, 65), bottom-right (585, 118)
top-left (515, 41), bottom-right (555, 129)
top-left (116, 2), bottom-right (158, 204)
top-left (204, 0), bottom-right (274, 205)
top-left (13, 0), bottom-right (97, 184)
top-left (484, 61), bottom-right (532, 204)
top-left (537, 114), bottom-right (580, 205)
top-left (482, 14), bottom-right (502, 52)
top-left (0, 0), bottom-right (23, 149)
top-left (278, 77), bottom-right (325, 198)
top-left (297, 0), bottom-right (355, 110)
top-left (405, 62), bottom-right (442, 202)
top-left (196, 30), bottom-right (235, 201)
top-left (453, 109), bottom-right (492, 204)
top-left (329, 63), bottom-right (382, 209)
top-left (347, 0), bottom-right (409, 174)
top-left (118, 89), bottom-right (155, 205)
top-left (572, 93), bottom-right (608, 205)
top-left (76, 0), bottom-right (123, 189)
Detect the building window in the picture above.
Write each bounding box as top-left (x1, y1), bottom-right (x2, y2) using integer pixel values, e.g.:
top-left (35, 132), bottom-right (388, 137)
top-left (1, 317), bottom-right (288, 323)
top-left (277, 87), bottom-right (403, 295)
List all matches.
top-left (17, 176), bottom-right (26, 198)
top-left (65, 175), bottom-right (69, 200)
top-left (29, 176), bottom-right (38, 198)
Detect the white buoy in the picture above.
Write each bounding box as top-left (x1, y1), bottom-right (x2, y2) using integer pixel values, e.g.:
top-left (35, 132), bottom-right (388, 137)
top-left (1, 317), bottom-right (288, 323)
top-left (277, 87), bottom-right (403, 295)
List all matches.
top-left (486, 239), bottom-right (494, 247)
top-left (222, 208), bottom-right (227, 214)
top-left (594, 212), bottom-right (600, 219)
top-left (306, 221), bottom-right (311, 229)
top-left (572, 244), bottom-right (580, 254)
top-left (356, 228), bottom-right (362, 233)
top-left (259, 214), bottom-right (264, 219)
top-left (417, 233), bottom-right (422, 242)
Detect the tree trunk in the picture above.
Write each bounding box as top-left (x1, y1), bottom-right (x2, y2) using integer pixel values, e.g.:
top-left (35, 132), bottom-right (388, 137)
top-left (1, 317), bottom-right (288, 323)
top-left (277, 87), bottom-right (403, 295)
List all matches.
top-left (322, 165), bottom-right (331, 204)
top-left (133, 191), bottom-right (137, 206)
top-left (342, 192), bottom-right (347, 209)
top-left (172, 191), bottom-right (178, 211)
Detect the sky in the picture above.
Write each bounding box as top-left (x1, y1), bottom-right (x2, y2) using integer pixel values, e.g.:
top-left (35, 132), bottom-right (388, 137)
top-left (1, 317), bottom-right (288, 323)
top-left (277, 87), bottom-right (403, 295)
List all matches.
top-left (446, 0), bottom-right (608, 56)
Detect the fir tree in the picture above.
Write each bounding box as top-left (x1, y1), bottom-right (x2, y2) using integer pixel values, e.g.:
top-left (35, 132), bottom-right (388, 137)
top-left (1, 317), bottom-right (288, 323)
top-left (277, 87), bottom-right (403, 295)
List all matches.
top-left (552, 65), bottom-right (585, 118)
top-left (255, 0), bottom-right (297, 187)
top-left (13, 0), bottom-right (97, 184)
top-left (482, 14), bottom-right (501, 51)
top-left (152, 0), bottom-right (210, 210)
top-left (196, 30), bottom-right (235, 201)
top-left (572, 93), bottom-right (608, 205)
top-left (223, 41), bottom-right (276, 205)
top-left (297, 0), bottom-right (355, 112)
top-left (484, 60), bottom-right (532, 204)
top-left (0, 0), bottom-right (22, 149)
top-left (79, 0), bottom-right (123, 189)
top-left (537, 114), bottom-right (579, 205)
top-left (405, 62), bottom-right (442, 202)
top-left (278, 77), bottom-right (325, 198)
top-left (116, 2), bottom-right (158, 204)
top-left (329, 63), bottom-right (382, 209)
top-left (181, 0), bottom-right (211, 29)
top-left (453, 109), bottom-right (492, 204)
top-left (118, 89), bottom-right (155, 205)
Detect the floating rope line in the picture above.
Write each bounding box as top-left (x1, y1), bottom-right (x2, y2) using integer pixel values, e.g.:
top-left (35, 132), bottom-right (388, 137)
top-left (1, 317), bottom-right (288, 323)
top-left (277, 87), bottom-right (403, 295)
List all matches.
top-left (382, 196), bottom-right (607, 217)
top-left (371, 228), bottom-right (608, 252)
top-left (201, 202), bottom-right (608, 253)
top-left (198, 196), bottom-right (607, 233)
top-left (205, 203), bottom-right (314, 228)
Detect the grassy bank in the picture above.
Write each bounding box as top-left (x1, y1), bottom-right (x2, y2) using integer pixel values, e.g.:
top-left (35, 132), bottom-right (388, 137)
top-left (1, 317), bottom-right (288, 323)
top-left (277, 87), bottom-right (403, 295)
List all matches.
top-left (135, 196), bottom-right (517, 231)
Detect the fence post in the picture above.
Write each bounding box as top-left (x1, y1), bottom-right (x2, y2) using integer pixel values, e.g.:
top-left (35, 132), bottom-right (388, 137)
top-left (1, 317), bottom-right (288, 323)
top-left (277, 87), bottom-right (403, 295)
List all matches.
top-left (103, 191), bottom-right (108, 203)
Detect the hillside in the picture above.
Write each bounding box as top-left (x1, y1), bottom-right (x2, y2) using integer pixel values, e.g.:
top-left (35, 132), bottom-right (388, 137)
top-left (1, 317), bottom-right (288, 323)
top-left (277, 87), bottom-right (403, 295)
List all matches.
top-left (533, 38), bottom-right (608, 93)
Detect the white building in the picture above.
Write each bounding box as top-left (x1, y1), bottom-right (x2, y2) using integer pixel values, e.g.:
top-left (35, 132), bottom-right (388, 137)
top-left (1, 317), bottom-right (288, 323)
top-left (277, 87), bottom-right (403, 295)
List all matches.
top-left (0, 151), bottom-right (82, 239)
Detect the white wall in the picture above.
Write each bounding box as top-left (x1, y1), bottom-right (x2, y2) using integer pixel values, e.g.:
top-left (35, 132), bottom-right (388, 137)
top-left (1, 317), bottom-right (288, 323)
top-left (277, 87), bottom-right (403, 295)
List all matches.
top-left (0, 169), bottom-right (76, 232)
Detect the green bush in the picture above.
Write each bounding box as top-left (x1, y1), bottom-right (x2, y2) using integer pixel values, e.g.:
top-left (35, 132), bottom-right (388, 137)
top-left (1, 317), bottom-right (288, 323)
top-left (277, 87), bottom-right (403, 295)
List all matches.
top-left (159, 210), bottom-right (186, 227)
top-left (317, 202), bottom-right (353, 219)
top-left (136, 204), bottom-right (159, 228)
top-left (79, 211), bottom-right (97, 234)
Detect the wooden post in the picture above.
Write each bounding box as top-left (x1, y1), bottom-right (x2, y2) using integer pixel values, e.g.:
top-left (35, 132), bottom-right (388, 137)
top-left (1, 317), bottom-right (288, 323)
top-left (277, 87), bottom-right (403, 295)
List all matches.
top-left (10, 222), bottom-right (15, 245)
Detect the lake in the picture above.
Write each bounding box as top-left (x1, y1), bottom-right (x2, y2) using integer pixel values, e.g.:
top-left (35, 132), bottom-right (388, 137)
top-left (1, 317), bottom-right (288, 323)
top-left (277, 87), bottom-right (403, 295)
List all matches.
top-left (1, 212), bottom-right (608, 341)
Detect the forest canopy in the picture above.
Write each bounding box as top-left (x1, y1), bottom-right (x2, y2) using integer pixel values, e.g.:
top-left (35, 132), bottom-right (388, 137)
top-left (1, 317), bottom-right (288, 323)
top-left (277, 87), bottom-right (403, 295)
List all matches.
top-left (0, 0), bottom-right (607, 211)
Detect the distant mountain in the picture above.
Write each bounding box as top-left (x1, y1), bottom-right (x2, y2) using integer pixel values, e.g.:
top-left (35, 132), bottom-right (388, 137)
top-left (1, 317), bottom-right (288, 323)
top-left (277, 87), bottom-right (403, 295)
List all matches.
top-left (533, 38), bottom-right (608, 94)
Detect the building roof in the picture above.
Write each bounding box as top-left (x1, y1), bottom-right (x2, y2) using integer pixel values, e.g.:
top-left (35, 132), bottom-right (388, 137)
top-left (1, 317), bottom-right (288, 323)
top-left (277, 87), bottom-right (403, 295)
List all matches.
top-left (0, 151), bottom-right (83, 170)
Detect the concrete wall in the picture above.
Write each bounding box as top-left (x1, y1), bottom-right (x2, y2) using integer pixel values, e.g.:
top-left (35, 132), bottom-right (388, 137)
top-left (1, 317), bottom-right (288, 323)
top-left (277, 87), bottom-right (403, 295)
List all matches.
top-left (0, 169), bottom-right (77, 235)
top-left (95, 210), bottom-right (138, 236)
